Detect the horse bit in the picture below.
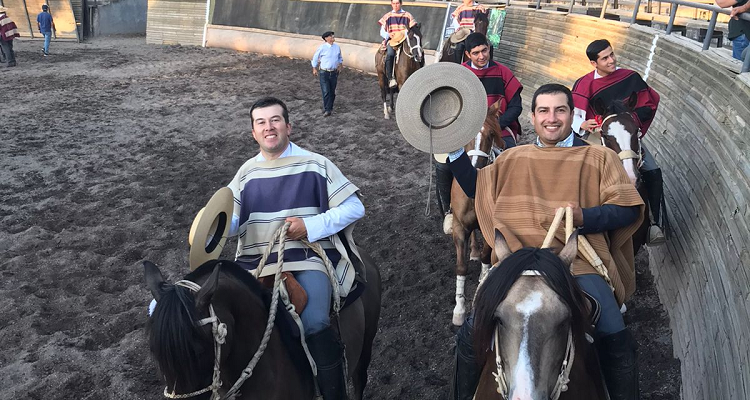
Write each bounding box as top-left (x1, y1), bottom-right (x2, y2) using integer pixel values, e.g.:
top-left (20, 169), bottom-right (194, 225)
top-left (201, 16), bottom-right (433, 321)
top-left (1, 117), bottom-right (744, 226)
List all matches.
top-left (491, 271), bottom-right (576, 400)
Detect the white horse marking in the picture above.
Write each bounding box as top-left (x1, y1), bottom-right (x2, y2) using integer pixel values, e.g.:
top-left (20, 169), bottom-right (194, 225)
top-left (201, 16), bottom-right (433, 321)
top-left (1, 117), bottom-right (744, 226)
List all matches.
top-left (512, 291), bottom-right (544, 399)
top-left (453, 275), bottom-right (467, 326)
top-left (607, 121), bottom-right (637, 182)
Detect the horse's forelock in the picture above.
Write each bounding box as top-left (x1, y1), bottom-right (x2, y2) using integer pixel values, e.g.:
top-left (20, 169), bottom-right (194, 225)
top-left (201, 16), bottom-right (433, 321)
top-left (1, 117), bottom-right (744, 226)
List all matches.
top-left (149, 284), bottom-right (213, 391)
top-left (472, 248), bottom-right (589, 359)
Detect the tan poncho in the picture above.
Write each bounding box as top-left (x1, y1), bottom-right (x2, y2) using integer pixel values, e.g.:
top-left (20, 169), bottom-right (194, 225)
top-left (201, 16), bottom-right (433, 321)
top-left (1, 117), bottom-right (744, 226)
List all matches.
top-left (475, 145), bottom-right (645, 304)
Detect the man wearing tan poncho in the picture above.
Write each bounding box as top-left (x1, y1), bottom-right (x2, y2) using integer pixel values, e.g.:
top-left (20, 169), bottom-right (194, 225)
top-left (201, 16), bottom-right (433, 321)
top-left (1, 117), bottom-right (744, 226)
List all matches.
top-left (448, 84), bottom-right (644, 400)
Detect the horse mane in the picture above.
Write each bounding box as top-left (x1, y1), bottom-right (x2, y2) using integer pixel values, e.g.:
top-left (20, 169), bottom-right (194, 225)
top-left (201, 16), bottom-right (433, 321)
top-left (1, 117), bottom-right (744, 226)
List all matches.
top-left (148, 260), bottom-right (308, 389)
top-left (472, 248), bottom-right (589, 359)
top-left (475, 11), bottom-right (489, 23)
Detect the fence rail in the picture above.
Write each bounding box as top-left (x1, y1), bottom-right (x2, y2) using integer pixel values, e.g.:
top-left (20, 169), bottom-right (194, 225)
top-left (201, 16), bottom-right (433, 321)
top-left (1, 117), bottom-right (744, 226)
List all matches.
top-left (515, 0), bottom-right (750, 72)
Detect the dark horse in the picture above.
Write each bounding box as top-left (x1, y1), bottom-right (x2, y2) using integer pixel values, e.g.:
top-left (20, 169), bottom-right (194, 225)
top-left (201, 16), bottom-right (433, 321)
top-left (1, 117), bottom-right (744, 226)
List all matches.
top-left (450, 100), bottom-right (507, 326)
top-left (592, 92), bottom-right (650, 254)
top-left (440, 11), bottom-right (490, 64)
top-left (470, 231), bottom-right (609, 399)
top-left (145, 255), bottom-right (381, 399)
top-left (375, 23), bottom-right (424, 119)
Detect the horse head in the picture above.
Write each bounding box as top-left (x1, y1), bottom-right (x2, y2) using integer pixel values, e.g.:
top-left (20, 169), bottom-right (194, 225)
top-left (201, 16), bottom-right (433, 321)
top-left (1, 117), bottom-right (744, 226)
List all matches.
top-left (474, 11), bottom-right (490, 36)
top-left (145, 260), bottom-right (275, 399)
top-left (593, 92), bottom-right (642, 184)
top-left (466, 99), bottom-right (507, 169)
top-left (472, 231), bottom-right (591, 400)
top-left (406, 23), bottom-right (424, 64)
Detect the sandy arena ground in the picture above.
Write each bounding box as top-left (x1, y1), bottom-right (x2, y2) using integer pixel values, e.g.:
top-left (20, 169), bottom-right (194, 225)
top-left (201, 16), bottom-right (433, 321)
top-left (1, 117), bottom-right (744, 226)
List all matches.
top-left (0, 37), bottom-right (680, 399)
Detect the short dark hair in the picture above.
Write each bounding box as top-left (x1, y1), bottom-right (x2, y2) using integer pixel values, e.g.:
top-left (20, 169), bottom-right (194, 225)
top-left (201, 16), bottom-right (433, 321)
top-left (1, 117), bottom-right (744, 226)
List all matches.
top-left (531, 84), bottom-right (574, 113)
top-left (250, 97), bottom-right (290, 124)
top-left (464, 32), bottom-right (489, 54)
top-left (586, 39), bottom-right (612, 61)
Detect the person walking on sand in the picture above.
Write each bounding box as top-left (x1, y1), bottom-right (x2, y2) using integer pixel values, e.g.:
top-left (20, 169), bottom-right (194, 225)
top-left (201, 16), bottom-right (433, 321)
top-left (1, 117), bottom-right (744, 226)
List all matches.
top-left (0, 6), bottom-right (20, 67)
top-left (37, 5), bottom-right (55, 56)
top-left (312, 31), bottom-right (343, 117)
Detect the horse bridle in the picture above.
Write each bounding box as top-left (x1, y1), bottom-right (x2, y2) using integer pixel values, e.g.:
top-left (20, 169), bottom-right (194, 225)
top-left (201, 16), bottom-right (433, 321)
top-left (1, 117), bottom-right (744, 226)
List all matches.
top-left (403, 31), bottom-right (423, 62)
top-left (467, 131), bottom-right (503, 167)
top-left (163, 280), bottom-right (226, 400)
top-left (491, 271), bottom-right (575, 400)
top-left (600, 113), bottom-right (644, 170)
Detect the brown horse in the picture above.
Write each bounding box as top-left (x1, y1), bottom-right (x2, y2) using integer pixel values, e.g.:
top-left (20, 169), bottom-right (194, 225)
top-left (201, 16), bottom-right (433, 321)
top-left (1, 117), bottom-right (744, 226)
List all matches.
top-left (450, 100), bottom-right (506, 326)
top-left (471, 231), bottom-right (609, 399)
top-left (375, 23), bottom-right (424, 119)
top-left (440, 11), bottom-right (490, 64)
top-left (144, 255), bottom-right (381, 399)
top-left (592, 92), bottom-right (650, 254)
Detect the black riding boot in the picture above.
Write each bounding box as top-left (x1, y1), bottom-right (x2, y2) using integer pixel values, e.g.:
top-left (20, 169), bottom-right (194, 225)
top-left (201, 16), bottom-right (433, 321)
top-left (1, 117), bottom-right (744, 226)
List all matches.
top-left (597, 329), bottom-right (639, 400)
top-left (451, 315), bottom-right (481, 400)
top-left (435, 161), bottom-right (453, 215)
top-left (454, 42), bottom-right (466, 63)
top-left (385, 56), bottom-right (395, 82)
top-left (307, 327), bottom-right (346, 400)
top-left (642, 168), bottom-right (664, 226)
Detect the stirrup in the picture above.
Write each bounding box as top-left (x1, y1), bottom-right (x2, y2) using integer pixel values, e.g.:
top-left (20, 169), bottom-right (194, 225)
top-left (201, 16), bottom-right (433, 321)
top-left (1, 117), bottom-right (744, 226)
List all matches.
top-left (388, 78), bottom-right (397, 88)
top-left (648, 225), bottom-right (666, 245)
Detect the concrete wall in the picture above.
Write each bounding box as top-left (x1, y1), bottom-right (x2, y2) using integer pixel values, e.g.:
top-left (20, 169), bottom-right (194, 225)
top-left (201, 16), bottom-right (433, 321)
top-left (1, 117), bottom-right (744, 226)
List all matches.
top-left (94, 0), bottom-right (148, 35)
top-left (211, 0), bottom-right (449, 50)
top-left (495, 7), bottom-right (750, 399)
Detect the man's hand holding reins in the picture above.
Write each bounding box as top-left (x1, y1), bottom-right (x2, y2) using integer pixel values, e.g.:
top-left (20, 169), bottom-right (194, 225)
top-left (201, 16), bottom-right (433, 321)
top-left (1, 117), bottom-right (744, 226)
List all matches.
top-left (580, 119), bottom-right (600, 132)
top-left (285, 217), bottom-right (308, 240)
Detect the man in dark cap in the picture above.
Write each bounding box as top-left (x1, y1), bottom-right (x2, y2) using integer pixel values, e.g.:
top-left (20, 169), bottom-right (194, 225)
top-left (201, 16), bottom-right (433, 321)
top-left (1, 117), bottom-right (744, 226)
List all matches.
top-left (311, 31), bottom-right (343, 117)
top-left (37, 4), bottom-right (55, 56)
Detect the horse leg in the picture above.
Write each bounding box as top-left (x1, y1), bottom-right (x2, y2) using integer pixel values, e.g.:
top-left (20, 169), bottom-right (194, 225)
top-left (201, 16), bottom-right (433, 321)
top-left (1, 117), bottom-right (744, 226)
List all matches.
top-left (452, 225), bottom-right (470, 326)
top-left (469, 230), bottom-right (481, 261)
top-left (350, 251), bottom-right (382, 400)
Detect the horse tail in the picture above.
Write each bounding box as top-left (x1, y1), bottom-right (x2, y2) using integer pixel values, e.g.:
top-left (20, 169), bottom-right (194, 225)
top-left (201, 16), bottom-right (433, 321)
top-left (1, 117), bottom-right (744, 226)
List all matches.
top-left (148, 283), bottom-right (210, 387)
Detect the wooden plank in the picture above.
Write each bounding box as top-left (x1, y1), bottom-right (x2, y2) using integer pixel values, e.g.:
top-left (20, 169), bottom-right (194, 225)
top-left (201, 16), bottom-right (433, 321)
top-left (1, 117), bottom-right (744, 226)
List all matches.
top-left (147, 0), bottom-right (206, 46)
top-left (0, 0), bottom-right (77, 39)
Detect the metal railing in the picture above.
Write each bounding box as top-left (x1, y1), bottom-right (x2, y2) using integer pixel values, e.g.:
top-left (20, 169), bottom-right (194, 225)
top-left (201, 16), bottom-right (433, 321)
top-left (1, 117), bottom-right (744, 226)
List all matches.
top-left (518, 0), bottom-right (750, 72)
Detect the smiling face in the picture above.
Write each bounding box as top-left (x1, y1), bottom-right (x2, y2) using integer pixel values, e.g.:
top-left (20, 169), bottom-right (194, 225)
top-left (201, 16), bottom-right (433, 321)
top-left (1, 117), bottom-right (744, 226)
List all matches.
top-left (251, 104), bottom-right (291, 159)
top-left (465, 44), bottom-right (490, 69)
top-left (531, 93), bottom-right (573, 146)
top-left (591, 46), bottom-right (617, 76)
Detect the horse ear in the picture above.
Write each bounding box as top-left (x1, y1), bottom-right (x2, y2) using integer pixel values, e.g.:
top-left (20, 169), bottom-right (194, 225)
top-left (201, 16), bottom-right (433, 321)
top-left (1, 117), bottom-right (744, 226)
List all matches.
top-left (494, 229), bottom-right (512, 264)
top-left (592, 97), bottom-right (607, 116)
top-left (557, 231), bottom-right (579, 267)
top-left (144, 260), bottom-right (168, 301)
top-left (195, 263), bottom-right (221, 309)
top-left (625, 92), bottom-right (638, 111)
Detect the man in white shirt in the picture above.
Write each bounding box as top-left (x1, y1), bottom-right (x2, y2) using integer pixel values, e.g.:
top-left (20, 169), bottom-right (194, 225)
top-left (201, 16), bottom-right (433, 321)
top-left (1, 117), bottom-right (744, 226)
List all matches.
top-left (312, 31), bottom-right (343, 117)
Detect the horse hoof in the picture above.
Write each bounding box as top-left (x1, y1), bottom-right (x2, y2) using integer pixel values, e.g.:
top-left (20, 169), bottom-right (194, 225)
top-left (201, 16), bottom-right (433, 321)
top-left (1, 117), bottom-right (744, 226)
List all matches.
top-left (469, 255), bottom-right (480, 261)
top-left (384, 114), bottom-right (390, 120)
top-left (452, 313), bottom-right (466, 326)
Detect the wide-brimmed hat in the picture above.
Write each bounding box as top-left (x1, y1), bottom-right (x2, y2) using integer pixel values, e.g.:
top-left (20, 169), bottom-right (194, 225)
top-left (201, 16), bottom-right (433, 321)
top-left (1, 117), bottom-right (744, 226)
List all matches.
top-left (449, 27), bottom-right (472, 44)
top-left (0, 6), bottom-right (8, 13)
top-left (389, 31), bottom-right (407, 47)
top-left (188, 187), bottom-right (234, 271)
top-left (396, 62), bottom-right (487, 154)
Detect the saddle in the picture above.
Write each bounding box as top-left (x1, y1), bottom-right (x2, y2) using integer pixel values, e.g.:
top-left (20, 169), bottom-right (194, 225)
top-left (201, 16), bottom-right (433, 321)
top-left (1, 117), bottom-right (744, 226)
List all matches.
top-left (258, 272), bottom-right (308, 313)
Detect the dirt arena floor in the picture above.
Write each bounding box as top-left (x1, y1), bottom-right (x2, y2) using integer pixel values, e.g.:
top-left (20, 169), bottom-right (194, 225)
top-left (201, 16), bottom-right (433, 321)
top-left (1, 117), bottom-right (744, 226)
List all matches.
top-left (0, 37), bottom-right (680, 399)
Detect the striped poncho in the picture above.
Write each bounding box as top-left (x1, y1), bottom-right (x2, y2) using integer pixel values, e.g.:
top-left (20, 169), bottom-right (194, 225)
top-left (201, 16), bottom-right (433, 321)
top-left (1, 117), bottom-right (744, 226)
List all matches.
top-left (228, 146), bottom-right (361, 296)
top-left (474, 145), bottom-right (645, 304)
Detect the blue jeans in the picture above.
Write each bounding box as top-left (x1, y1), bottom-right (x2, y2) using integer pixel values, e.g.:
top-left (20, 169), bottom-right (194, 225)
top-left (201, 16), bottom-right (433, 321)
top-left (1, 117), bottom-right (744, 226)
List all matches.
top-left (575, 274), bottom-right (626, 335)
top-left (294, 269), bottom-right (332, 336)
top-left (42, 32), bottom-right (51, 54)
top-left (733, 34), bottom-right (749, 61)
top-left (319, 70), bottom-right (338, 113)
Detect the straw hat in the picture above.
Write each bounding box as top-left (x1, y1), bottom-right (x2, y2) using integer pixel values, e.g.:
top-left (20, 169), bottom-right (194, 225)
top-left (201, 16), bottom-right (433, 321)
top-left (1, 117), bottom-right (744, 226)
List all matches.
top-left (450, 27), bottom-right (472, 44)
top-left (389, 31), bottom-right (407, 47)
top-left (396, 62), bottom-right (487, 154)
top-left (188, 187), bottom-right (234, 271)
top-left (0, 6), bottom-right (8, 13)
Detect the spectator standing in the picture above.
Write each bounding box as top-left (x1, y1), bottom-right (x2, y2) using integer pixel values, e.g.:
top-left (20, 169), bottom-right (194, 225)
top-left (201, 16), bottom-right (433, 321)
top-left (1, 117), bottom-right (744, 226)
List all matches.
top-left (311, 31), bottom-right (343, 117)
top-left (0, 6), bottom-right (20, 67)
top-left (37, 5), bottom-right (55, 56)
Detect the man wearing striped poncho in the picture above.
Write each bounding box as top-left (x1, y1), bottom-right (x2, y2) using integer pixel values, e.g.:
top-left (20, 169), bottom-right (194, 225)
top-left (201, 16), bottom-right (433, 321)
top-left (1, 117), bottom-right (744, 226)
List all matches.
top-left (0, 7), bottom-right (20, 67)
top-left (227, 97), bottom-right (364, 400)
top-left (448, 84), bottom-right (645, 400)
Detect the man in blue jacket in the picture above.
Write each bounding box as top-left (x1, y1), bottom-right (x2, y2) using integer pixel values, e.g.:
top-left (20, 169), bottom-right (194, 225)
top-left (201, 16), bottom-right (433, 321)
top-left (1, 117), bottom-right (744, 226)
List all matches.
top-left (37, 5), bottom-right (55, 56)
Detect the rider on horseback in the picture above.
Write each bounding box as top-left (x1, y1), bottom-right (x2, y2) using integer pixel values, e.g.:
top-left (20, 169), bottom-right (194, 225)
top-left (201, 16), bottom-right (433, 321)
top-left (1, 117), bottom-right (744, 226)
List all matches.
top-left (378, 0), bottom-right (418, 88)
top-left (572, 39), bottom-right (666, 245)
top-left (449, 0), bottom-right (488, 63)
top-left (228, 97), bottom-right (364, 400)
top-left (447, 84), bottom-right (643, 400)
top-left (437, 32), bottom-right (522, 234)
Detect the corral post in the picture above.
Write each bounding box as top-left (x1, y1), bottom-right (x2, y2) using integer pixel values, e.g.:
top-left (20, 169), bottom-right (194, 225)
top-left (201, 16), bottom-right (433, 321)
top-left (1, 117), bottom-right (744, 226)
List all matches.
top-left (666, 4), bottom-right (678, 34)
top-left (702, 11), bottom-right (718, 50)
top-left (631, 0), bottom-right (642, 24)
